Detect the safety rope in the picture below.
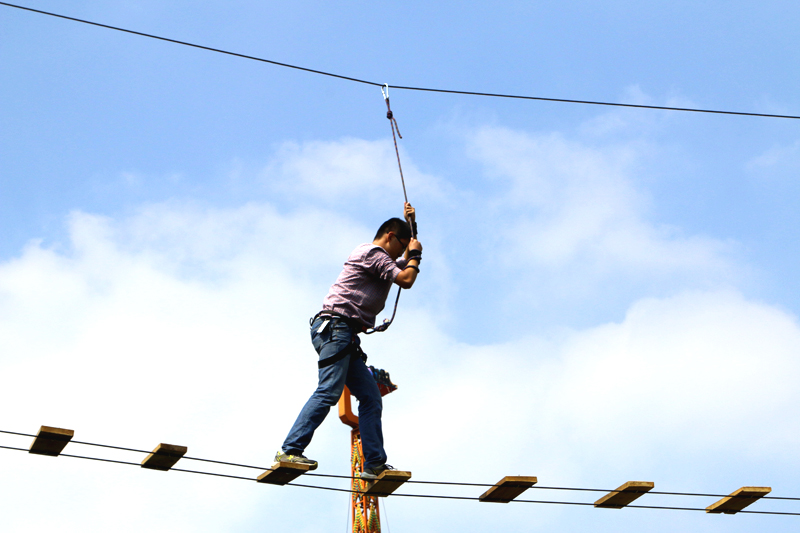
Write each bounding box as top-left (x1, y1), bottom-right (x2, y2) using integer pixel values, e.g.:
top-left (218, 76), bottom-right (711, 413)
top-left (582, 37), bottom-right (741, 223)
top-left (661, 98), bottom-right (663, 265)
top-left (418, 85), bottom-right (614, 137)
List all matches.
top-left (365, 85), bottom-right (414, 335)
top-left (383, 87), bottom-right (408, 216)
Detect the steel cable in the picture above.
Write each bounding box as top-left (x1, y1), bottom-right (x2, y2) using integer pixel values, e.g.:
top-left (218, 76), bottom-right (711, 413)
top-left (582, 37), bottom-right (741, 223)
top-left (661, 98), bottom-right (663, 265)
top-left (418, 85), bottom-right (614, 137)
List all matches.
top-left (2, 2), bottom-right (798, 120)
top-left (2, 428), bottom-right (799, 512)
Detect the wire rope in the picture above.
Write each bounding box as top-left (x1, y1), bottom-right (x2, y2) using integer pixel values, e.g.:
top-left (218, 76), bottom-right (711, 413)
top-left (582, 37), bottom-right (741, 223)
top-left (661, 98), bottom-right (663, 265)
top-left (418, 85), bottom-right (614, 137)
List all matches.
top-left (2, 1), bottom-right (799, 120)
top-left (1, 436), bottom-right (798, 516)
top-left (2, 428), bottom-right (798, 503)
top-left (0, 2), bottom-right (378, 87)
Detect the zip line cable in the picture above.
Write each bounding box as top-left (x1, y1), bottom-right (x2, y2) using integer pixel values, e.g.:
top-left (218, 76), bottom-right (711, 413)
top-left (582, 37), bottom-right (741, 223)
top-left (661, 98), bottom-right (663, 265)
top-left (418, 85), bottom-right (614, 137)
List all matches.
top-left (1, 428), bottom-right (799, 514)
top-left (0, 2), bottom-right (377, 88)
top-left (2, 1), bottom-right (799, 121)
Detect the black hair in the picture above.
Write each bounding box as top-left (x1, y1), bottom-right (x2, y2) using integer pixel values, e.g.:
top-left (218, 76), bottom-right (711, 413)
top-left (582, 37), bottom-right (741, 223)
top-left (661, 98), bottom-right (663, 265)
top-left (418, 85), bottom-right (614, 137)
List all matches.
top-left (374, 217), bottom-right (412, 241)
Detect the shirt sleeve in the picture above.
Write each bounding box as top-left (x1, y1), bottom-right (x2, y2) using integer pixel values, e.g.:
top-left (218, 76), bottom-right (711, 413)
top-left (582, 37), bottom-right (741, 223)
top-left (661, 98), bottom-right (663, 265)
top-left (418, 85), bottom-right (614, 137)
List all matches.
top-left (363, 247), bottom-right (403, 282)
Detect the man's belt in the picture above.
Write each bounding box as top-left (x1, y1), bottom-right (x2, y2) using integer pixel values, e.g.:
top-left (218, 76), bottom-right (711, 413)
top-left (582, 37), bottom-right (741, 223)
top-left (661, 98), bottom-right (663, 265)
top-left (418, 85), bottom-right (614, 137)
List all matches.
top-left (310, 310), bottom-right (366, 333)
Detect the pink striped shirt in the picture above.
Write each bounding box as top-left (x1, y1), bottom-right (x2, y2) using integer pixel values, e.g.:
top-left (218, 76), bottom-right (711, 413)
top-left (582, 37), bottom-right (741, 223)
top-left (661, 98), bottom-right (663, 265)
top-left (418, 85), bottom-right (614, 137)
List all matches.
top-left (322, 243), bottom-right (408, 328)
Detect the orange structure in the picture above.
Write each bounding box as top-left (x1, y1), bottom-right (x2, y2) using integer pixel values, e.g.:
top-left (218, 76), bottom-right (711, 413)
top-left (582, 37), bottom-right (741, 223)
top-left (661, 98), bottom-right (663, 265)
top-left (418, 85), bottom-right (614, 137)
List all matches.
top-left (339, 367), bottom-right (397, 533)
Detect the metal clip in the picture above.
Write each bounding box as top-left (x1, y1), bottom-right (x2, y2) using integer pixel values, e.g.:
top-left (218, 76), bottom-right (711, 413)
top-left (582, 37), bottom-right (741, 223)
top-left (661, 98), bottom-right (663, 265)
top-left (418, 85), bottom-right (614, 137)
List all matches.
top-left (382, 84), bottom-right (390, 101)
top-left (364, 318), bottom-right (392, 335)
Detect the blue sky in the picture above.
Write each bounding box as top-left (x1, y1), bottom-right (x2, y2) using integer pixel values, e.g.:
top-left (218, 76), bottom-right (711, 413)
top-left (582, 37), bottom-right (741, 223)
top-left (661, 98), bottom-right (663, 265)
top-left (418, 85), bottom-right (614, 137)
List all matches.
top-left (2, 1), bottom-right (800, 531)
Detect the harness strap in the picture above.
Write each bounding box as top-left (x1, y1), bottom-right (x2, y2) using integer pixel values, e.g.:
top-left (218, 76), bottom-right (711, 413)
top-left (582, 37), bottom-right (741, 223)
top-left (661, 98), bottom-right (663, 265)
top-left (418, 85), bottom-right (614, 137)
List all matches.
top-left (313, 311), bottom-right (368, 368)
top-left (318, 343), bottom-right (355, 369)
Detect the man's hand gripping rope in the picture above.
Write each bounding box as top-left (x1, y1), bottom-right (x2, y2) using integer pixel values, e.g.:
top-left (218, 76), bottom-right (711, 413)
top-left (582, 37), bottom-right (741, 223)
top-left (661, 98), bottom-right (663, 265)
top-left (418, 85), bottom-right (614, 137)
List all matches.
top-left (364, 202), bottom-right (421, 335)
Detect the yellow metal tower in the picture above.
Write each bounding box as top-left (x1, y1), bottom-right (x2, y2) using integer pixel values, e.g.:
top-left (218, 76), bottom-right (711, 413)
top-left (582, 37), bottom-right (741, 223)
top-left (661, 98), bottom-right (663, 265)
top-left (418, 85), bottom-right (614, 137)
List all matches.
top-left (338, 367), bottom-right (397, 533)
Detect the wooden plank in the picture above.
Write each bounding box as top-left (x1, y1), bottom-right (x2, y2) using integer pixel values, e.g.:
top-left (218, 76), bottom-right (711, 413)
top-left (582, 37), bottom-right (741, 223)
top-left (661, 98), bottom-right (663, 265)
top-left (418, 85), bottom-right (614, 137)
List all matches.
top-left (595, 481), bottom-right (655, 508)
top-left (256, 462), bottom-right (311, 485)
top-left (363, 470), bottom-right (412, 497)
top-left (29, 426), bottom-right (74, 456)
top-left (706, 486), bottom-right (771, 514)
top-left (479, 476), bottom-right (538, 503)
top-left (141, 443), bottom-right (188, 471)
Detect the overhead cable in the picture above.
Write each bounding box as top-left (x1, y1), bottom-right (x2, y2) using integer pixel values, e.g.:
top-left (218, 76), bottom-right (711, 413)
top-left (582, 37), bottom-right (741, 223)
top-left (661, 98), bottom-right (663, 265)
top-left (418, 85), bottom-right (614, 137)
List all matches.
top-left (0, 2), bottom-right (376, 87)
top-left (2, 1), bottom-right (799, 121)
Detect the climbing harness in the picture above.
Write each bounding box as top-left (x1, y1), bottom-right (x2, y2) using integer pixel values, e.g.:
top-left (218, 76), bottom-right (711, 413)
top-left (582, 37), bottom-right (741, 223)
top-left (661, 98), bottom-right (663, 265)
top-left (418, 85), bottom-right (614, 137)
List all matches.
top-left (364, 85), bottom-right (417, 335)
top-left (311, 311), bottom-right (369, 368)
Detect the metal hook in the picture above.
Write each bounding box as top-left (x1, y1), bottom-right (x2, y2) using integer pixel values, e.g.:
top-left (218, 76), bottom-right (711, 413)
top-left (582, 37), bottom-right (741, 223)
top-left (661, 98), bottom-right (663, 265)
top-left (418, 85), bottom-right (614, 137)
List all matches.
top-left (382, 84), bottom-right (390, 101)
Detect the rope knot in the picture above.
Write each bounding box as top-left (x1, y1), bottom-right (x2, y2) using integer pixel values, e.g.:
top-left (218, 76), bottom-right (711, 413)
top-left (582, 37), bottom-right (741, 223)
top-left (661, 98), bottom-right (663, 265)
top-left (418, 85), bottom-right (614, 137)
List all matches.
top-left (386, 110), bottom-right (393, 120)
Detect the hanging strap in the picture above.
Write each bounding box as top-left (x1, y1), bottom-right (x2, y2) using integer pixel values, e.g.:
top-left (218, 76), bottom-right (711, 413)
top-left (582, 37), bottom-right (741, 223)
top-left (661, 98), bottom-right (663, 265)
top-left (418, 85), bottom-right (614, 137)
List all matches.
top-left (365, 85), bottom-right (415, 335)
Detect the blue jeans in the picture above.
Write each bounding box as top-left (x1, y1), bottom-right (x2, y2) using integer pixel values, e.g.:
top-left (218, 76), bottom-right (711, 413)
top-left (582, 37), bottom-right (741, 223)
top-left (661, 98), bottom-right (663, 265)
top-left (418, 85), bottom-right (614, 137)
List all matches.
top-left (282, 317), bottom-right (387, 469)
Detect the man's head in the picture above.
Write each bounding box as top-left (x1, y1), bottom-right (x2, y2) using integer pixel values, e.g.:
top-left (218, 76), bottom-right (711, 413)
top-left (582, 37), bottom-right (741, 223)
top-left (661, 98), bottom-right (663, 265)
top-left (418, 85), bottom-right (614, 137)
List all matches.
top-left (375, 218), bottom-right (412, 242)
top-left (374, 217), bottom-right (412, 259)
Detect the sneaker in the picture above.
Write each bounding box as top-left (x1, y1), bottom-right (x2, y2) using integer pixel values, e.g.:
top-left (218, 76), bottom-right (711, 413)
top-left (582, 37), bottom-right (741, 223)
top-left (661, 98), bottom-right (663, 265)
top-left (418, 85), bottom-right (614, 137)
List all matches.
top-left (359, 463), bottom-right (395, 481)
top-left (274, 450), bottom-right (318, 470)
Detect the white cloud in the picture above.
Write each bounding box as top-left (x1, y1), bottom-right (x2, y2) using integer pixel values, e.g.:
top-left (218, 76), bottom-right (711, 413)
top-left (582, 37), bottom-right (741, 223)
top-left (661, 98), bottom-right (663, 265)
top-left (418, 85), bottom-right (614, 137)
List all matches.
top-left (467, 126), bottom-right (740, 285)
top-left (263, 137), bottom-right (450, 215)
top-left (546, 290), bottom-right (800, 455)
top-left (391, 290), bottom-right (800, 503)
top-left (577, 85), bottom-right (698, 137)
top-left (0, 202), bottom-right (358, 531)
top-left (746, 139), bottom-right (800, 177)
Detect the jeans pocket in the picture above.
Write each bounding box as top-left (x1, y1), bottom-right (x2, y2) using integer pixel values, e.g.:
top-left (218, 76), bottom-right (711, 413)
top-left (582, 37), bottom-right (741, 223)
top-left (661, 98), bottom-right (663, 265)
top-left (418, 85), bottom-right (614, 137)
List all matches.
top-left (313, 321), bottom-right (352, 358)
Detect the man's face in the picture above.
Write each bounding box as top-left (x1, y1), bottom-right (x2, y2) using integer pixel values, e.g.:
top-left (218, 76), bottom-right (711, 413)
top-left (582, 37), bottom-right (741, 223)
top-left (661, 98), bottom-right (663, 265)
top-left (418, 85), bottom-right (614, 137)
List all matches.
top-left (389, 232), bottom-right (409, 259)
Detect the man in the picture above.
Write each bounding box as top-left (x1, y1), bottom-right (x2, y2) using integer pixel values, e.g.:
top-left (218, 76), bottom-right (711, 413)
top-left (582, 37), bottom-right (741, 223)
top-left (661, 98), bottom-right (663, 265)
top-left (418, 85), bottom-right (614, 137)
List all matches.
top-left (277, 203), bottom-right (422, 480)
